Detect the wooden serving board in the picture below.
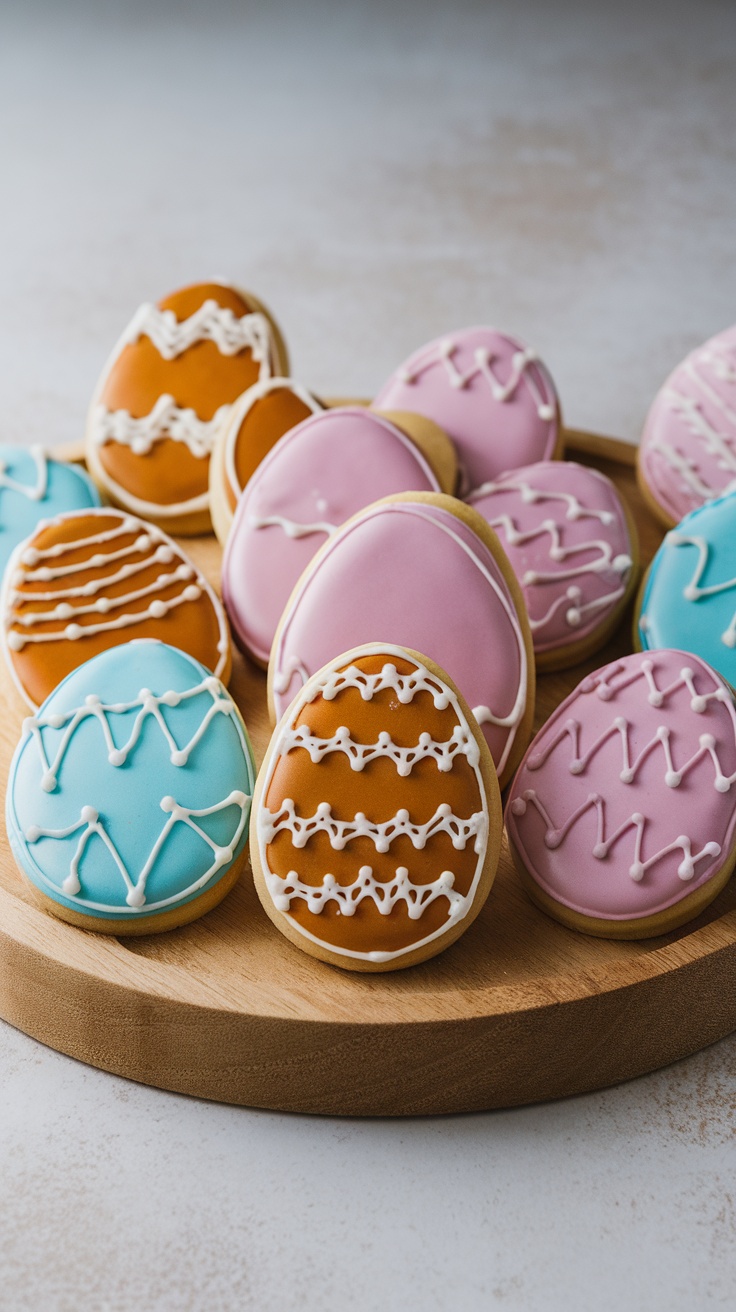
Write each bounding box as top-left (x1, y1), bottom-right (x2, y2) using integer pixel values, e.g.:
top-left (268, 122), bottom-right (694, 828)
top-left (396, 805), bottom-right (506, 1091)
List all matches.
top-left (2, 430), bottom-right (736, 1117)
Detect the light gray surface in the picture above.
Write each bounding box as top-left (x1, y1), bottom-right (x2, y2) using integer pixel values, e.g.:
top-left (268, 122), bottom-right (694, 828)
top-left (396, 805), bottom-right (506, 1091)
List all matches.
top-left (1, 3), bottom-right (736, 1309)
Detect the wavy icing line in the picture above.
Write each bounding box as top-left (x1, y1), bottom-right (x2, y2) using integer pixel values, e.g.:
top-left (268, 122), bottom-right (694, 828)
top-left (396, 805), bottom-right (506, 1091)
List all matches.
top-left (261, 799), bottom-right (487, 854)
top-left (510, 788), bottom-right (720, 883)
top-left (22, 675), bottom-right (234, 793)
top-left (278, 721), bottom-right (480, 775)
top-left (265, 863), bottom-right (470, 921)
top-left (398, 337), bottom-right (555, 421)
top-left (123, 299), bottom-right (273, 366)
top-left (651, 531), bottom-right (736, 649)
top-left (248, 514), bottom-right (337, 540)
top-left (651, 342), bottom-right (736, 499)
top-left (467, 476), bottom-right (632, 634)
top-left (26, 791), bottom-right (249, 912)
top-left (0, 446), bottom-right (48, 504)
top-left (4, 515), bottom-right (228, 675)
top-left (90, 395), bottom-right (230, 458)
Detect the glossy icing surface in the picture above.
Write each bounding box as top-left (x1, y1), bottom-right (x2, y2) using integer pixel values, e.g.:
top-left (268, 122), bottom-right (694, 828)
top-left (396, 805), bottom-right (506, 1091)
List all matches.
top-left (90, 282), bottom-right (283, 516)
top-left (2, 508), bottom-right (230, 709)
top-left (506, 650), bottom-right (736, 920)
top-left (257, 646), bottom-right (490, 963)
top-left (270, 498), bottom-right (529, 778)
top-left (639, 324), bottom-right (736, 523)
top-left (468, 461), bottom-right (634, 654)
top-left (373, 327), bottom-right (559, 494)
top-left (223, 377), bottom-right (323, 509)
top-left (223, 409), bottom-right (442, 664)
top-left (637, 491), bottom-right (736, 684)
top-left (0, 445), bottom-right (101, 578)
top-left (6, 641), bottom-right (254, 920)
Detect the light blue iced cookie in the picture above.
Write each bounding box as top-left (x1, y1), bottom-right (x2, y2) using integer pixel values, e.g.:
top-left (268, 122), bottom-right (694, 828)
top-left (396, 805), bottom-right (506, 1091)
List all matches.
top-left (637, 491), bottom-right (736, 685)
top-left (6, 640), bottom-right (255, 933)
top-left (0, 444), bottom-right (102, 579)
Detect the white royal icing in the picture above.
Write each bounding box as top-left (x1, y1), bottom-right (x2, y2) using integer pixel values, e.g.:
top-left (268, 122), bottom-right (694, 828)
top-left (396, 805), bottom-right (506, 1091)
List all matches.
top-left (248, 514), bottom-right (338, 540)
top-left (2, 512), bottom-right (228, 681)
top-left (0, 445), bottom-right (48, 503)
top-left (90, 395), bottom-right (231, 459)
top-left (260, 798), bottom-right (487, 854)
top-left (266, 864), bottom-right (469, 921)
top-left (279, 720), bottom-right (479, 775)
top-left (662, 531), bottom-right (736, 649)
top-left (399, 336), bottom-right (555, 421)
top-left (123, 299), bottom-right (273, 367)
top-left (223, 377), bottom-right (322, 502)
top-left (652, 342), bottom-right (736, 500)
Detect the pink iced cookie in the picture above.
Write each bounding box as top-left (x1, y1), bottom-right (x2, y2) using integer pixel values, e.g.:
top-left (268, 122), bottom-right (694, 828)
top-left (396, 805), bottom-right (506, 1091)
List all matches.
top-left (269, 493), bottom-right (535, 788)
top-left (506, 650), bottom-right (736, 938)
top-left (467, 461), bottom-right (638, 669)
top-left (373, 327), bottom-right (561, 495)
top-left (638, 324), bottom-right (736, 527)
top-left (221, 408), bottom-right (445, 665)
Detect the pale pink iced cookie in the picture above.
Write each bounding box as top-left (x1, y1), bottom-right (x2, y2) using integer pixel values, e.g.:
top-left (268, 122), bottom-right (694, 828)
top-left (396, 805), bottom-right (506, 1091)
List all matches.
top-left (506, 649), bottom-right (736, 939)
top-left (638, 324), bottom-right (736, 528)
top-left (221, 408), bottom-right (455, 667)
top-left (373, 327), bottom-right (561, 496)
top-left (268, 491), bottom-right (535, 789)
top-left (467, 461), bottom-right (639, 670)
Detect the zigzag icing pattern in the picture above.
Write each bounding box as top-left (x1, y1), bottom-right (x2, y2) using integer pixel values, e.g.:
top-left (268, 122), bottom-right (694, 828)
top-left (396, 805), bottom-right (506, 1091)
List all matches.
top-left (22, 674), bottom-right (234, 794)
top-left (278, 721), bottom-right (480, 775)
top-left (398, 336), bottom-right (554, 421)
top-left (4, 515), bottom-right (228, 675)
top-left (0, 446), bottom-right (48, 503)
top-left (467, 475), bottom-right (632, 634)
top-left (123, 299), bottom-right (273, 366)
top-left (650, 340), bottom-right (736, 499)
top-left (509, 656), bottom-right (736, 889)
top-left (661, 531), bottom-right (736, 648)
top-left (26, 790), bottom-right (249, 911)
top-left (90, 395), bottom-right (231, 458)
top-left (260, 799), bottom-right (487, 854)
top-left (266, 864), bottom-right (470, 920)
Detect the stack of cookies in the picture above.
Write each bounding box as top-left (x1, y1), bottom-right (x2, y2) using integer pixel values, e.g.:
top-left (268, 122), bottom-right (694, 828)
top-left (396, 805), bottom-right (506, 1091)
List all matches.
top-left (4, 280), bottom-right (736, 970)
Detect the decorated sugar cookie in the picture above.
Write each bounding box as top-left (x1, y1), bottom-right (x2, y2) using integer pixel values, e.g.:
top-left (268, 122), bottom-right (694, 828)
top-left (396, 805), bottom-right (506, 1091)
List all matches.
top-left (0, 444), bottom-right (102, 578)
top-left (85, 281), bottom-right (287, 534)
top-left (269, 492), bottom-right (535, 789)
top-left (6, 641), bottom-right (255, 934)
top-left (638, 324), bottom-right (736, 528)
top-left (468, 461), bottom-right (638, 669)
top-left (209, 377), bottom-right (324, 544)
top-left (2, 507), bottom-right (230, 709)
top-left (251, 643), bottom-right (501, 970)
top-left (373, 327), bottom-right (561, 495)
top-left (506, 650), bottom-right (736, 938)
top-left (636, 491), bottom-right (736, 686)
top-left (222, 408), bottom-right (456, 667)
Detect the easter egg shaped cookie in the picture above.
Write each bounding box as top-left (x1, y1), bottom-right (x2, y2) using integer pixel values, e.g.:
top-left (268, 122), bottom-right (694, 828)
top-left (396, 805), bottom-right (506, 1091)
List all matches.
top-left (209, 377), bottom-right (324, 544)
top-left (85, 281), bottom-right (287, 534)
top-left (269, 492), bottom-right (535, 789)
top-left (222, 408), bottom-right (456, 667)
top-left (638, 324), bottom-right (736, 529)
top-left (0, 445), bottom-right (102, 577)
top-left (468, 461), bottom-right (639, 669)
top-left (252, 643), bottom-right (501, 970)
top-left (6, 641), bottom-right (255, 933)
top-left (373, 327), bottom-right (561, 496)
top-left (506, 650), bottom-right (736, 938)
top-left (2, 507), bottom-right (230, 709)
top-left (636, 491), bottom-right (736, 686)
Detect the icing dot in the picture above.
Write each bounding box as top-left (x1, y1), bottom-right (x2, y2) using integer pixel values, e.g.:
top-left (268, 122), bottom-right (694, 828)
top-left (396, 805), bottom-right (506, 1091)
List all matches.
top-left (600, 511), bottom-right (615, 526)
top-left (41, 772), bottom-right (56, 792)
top-left (700, 733), bottom-right (716, 750)
top-left (155, 545), bottom-right (175, 564)
top-left (570, 760), bottom-right (584, 775)
top-left (691, 696), bottom-right (707, 713)
top-left (620, 768), bottom-right (634, 784)
top-left (170, 750), bottom-right (188, 767)
top-left (64, 623), bottom-right (82, 641)
top-left (81, 806), bottom-right (98, 824)
top-left (46, 713), bottom-right (65, 729)
top-left (722, 629), bottom-right (736, 649)
top-left (126, 887), bottom-right (146, 908)
top-left (683, 585), bottom-right (699, 601)
top-left (629, 862), bottom-right (645, 882)
top-left (613, 554), bottom-right (632, 573)
top-left (665, 771), bottom-right (681, 788)
top-left (96, 597), bottom-right (111, 614)
top-left (21, 548), bottom-right (40, 566)
top-left (648, 691), bottom-right (663, 707)
top-left (132, 438), bottom-right (149, 456)
top-left (160, 796), bottom-right (176, 813)
top-left (149, 600), bottom-right (167, 619)
top-left (121, 517), bottom-right (138, 533)
top-left (25, 826), bottom-right (41, 843)
top-left (566, 607), bottom-right (581, 627)
top-left (62, 873), bottom-right (82, 896)
top-left (160, 690), bottom-right (181, 707)
top-left (510, 797), bottom-right (527, 816)
top-left (214, 846), bottom-right (233, 866)
top-left (6, 631), bottom-right (25, 651)
top-left (55, 602), bottom-right (73, 620)
top-left (715, 776), bottom-right (731, 793)
top-left (135, 535), bottom-right (151, 552)
top-left (108, 749), bottom-right (126, 766)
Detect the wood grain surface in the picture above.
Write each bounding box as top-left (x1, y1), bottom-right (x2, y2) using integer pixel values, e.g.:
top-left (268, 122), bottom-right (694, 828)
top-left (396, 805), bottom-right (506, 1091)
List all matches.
top-left (1, 431), bottom-right (735, 1116)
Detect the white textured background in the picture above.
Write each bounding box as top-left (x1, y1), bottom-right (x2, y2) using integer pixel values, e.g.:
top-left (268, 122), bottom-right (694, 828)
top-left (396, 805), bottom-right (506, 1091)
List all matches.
top-left (1, 2), bottom-right (736, 1309)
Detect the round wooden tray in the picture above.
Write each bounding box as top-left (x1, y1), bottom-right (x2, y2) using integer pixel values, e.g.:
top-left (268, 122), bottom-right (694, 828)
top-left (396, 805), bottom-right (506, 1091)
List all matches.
top-left (1, 430), bottom-right (736, 1116)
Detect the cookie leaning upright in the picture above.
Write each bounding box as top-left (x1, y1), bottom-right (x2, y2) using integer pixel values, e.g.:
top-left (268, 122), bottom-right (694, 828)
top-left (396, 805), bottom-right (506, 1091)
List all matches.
top-left (85, 281), bottom-right (287, 535)
top-left (373, 327), bottom-right (562, 496)
top-left (269, 491), bottom-right (535, 789)
top-left (637, 324), bottom-right (736, 529)
top-left (251, 643), bottom-right (502, 971)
